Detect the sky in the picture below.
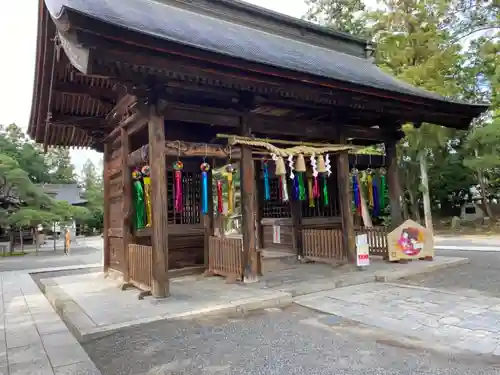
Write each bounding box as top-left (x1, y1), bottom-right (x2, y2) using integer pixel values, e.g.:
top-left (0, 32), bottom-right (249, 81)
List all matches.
top-left (0, 0), bottom-right (366, 175)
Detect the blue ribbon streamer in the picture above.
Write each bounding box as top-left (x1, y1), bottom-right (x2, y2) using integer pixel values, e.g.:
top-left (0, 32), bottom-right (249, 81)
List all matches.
top-left (352, 175), bottom-right (360, 209)
top-left (263, 164), bottom-right (270, 200)
top-left (293, 175), bottom-right (299, 200)
top-left (202, 171), bottom-right (208, 214)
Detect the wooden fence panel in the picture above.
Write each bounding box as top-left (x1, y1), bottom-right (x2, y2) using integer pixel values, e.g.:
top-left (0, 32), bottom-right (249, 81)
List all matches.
top-left (302, 228), bottom-right (346, 261)
top-left (354, 227), bottom-right (389, 257)
top-left (208, 236), bottom-right (243, 279)
top-left (128, 244), bottom-right (153, 291)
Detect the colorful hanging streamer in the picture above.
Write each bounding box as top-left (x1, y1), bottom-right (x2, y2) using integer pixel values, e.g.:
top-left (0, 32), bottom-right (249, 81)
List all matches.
top-left (380, 173), bottom-right (387, 210)
top-left (352, 172), bottom-right (361, 214)
top-left (293, 175), bottom-right (299, 200)
top-left (263, 161), bottom-right (270, 200)
top-left (372, 175), bottom-right (380, 217)
top-left (132, 169), bottom-right (146, 230)
top-left (173, 161), bottom-right (184, 213)
top-left (367, 173), bottom-right (374, 208)
top-left (141, 165), bottom-right (152, 227)
top-left (226, 164), bottom-right (234, 213)
top-left (281, 175), bottom-right (289, 202)
top-left (322, 175), bottom-right (329, 206)
top-left (307, 176), bottom-right (314, 207)
top-left (216, 180), bottom-right (223, 214)
top-left (200, 162), bottom-right (210, 214)
top-left (298, 174), bottom-right (306, 201)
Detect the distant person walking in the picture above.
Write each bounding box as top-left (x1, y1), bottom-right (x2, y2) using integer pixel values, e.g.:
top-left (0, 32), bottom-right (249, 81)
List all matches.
top-left (64, 228), bottom-right (71, 255)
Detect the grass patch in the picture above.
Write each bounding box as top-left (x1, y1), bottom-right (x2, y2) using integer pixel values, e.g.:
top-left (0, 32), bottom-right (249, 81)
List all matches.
top-left (0, 251), bottom-right (26, 257)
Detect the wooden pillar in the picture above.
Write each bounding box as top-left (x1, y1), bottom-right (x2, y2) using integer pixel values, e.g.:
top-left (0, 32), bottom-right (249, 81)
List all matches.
top-left (148, 104), bottom-right (169, 298)
top-left (386, 139), bottom-right (403, 228)
top-left (121, 129), bottom-right (132, 282)
top-left (254, 160), bottom-right (263, 250)
top-left (103, 143), bottom-right (111, 273)
top-left (290, 200), bottom-right (303, 258)
top-left (203, 160), bottom-right (214, 269)
top-left (240, 116), bottom-right (258, 281)
top-left (337, 150), bottom-right (356, 263)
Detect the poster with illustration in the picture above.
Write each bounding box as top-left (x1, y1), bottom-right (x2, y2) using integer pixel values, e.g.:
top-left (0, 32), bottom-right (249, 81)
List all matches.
top-left (388, 220), bottom-right (434, 261)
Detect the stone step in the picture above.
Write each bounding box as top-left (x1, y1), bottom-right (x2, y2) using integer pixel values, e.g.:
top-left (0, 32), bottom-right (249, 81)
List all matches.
top-left (261, 250), bottom-right (298, 273)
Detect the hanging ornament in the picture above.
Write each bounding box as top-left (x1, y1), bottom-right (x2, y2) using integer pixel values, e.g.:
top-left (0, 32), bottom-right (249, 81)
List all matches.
top-left (317, 155), bottom-right (326, 174)
top-left (295, 154), bottom-right (306, 201)
top-left (200, 161), bottom-right (211, 214)
top-left (310, 154), bottom-right (320, 200)
top-left (325, 154), bottom-right (332, 177)
top-left (172, 160), bottom-right (184, 213)
top-left (131, 169), bottom-right (146, 230)
top-left (273, 154), bottom-right (289, 202)
top-left (141, 165), bottom-right (152, 227)
top-left (322, 174), bottom-right (329, 206)
top-left (307, 169), bottom-right (315, 208)
top-left (288, 155), bottom-right (295, 180)
top-left (216, 180), bottom-right (224, 214)
top-left (372, 174), bottom-right (380, 217)
top-left (226, 164), bottom-right (234, 214)
top-left (380, 169), bottom-right (387, 210)
top-left (263, 160), bottom-right (270, 201)
top-left (367, 171), bottom-right (374, 208)
top-left (293, 174), bottom-right (300, 201)
top-left (352, 169), bottom-right (361, 215)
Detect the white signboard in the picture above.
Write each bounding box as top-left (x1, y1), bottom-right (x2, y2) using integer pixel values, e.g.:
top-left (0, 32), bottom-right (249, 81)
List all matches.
top-left (273, 225), bottom-right (281, 244)
top-left (356, 233), bottom-right (370, 267)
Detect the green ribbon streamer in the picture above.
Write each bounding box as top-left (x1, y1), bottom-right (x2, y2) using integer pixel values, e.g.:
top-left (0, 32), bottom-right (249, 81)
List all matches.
top-left (133, 180), bottom-right (146, 230)
top-left (380, 174), bottom-right (386, 209)
top-left (322, 175), bottom-right (329, 206)
top-left (298, 173), bottom-right (306, 201)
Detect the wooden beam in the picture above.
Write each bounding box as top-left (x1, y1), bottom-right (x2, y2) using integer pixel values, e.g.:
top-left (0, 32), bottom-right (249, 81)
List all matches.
top-left (54, 81), bottom-right (116, 101)
top-left (159, 102), bottom-right (387, 141)
top-left (240, 115), bottom-right (259, 281)
top-left (337, 145), bottom-right (356, 263)
top-left (148, 104), bottom-right (169, 298)
top-left (121, 128), bottom-right (132, 283)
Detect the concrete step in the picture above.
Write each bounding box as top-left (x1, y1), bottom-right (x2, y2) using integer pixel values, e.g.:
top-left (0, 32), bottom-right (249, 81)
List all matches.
top-left (261, 250), bottom-right (298, 273)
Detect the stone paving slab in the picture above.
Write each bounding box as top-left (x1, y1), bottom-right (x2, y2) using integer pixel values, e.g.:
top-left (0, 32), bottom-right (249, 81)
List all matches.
top-left (0, 266), bottom-right (102, 375)
top-left (295, 282), bottom-right (500, 355)
top-left (40, 272), bottom-right (293, 342)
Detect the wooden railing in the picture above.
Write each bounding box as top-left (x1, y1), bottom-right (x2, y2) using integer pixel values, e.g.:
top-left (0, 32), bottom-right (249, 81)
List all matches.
top-left (128, 244), bottom-right (153, 291)
top-left (355, 226), bottom-right (389, 257)
top-left (302, 228), bottom-right (346, 261)
top-left (208, 236), bottom-right (243, 279)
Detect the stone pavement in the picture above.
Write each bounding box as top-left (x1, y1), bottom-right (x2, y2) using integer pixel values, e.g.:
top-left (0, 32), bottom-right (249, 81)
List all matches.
top-left (0, 265), bottom-right (102, 375)
top-left (295, 282), bottom-right (500, 355)
top-left (39, 272), bottom-right (292, 342)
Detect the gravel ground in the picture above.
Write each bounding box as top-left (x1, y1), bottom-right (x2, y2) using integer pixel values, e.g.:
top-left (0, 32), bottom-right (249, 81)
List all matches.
top-left (83, 305), bottom-right (500, 375)
top-left (400, 250), bottom-right (500, 296)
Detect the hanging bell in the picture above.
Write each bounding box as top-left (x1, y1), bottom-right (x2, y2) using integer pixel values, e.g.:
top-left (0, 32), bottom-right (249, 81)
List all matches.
top-left (295, 154), bottom-right (306, 172)
top-left (275, 156), bottom-right (286, 176)
top-left (317, 155), bottom-right (326, 173)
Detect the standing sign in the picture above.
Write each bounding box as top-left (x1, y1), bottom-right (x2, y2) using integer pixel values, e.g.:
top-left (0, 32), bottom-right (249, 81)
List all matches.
top-left (356, 233), bottom-right (370, 267)
top-left (388, 219), bottom-right (434, 262)
top-left (272, 225), bottom-right (281, 244)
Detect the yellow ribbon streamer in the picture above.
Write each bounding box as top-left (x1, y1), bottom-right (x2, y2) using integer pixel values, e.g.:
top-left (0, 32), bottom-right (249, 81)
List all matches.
top-left (367, 174), bottom-right (374, 208)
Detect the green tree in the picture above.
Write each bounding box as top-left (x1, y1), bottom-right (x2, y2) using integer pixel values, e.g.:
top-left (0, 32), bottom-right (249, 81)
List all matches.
top-left (46, 148), bottom-right (77, 183)
top-left (79, 159), bottom-right (104, 232)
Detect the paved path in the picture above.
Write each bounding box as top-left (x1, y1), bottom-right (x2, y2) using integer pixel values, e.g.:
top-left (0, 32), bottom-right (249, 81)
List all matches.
top-left (295, 282), bottom-right (500, 355)
top-left (0, 266), bottom-right (102, 375)
top-left (84, 304), bottom-right (500, 375)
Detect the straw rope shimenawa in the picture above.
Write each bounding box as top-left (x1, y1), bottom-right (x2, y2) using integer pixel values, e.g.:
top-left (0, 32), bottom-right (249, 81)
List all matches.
top-left (216, 134), bottom-right (360, 157)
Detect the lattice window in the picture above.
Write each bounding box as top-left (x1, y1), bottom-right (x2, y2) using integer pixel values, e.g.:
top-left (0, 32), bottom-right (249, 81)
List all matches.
top-left (260, 177), bottom-right (291, 218)
top-left (167, 171), bottom-right (202, 224)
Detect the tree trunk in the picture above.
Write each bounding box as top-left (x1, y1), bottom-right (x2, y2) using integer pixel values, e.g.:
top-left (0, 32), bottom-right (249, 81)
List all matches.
top-left (359, 181), bottom-right (373, 228)
top-left (418, 150), bottom-right (433, 233)
top-left (408, 189), bottom-right (421, 223)
top-left (53, 222), bottom-right (57, 251)
top-left (474, 150), bottom-right (495, 222)
top-left (19, 229), bottom-right (24, 252)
